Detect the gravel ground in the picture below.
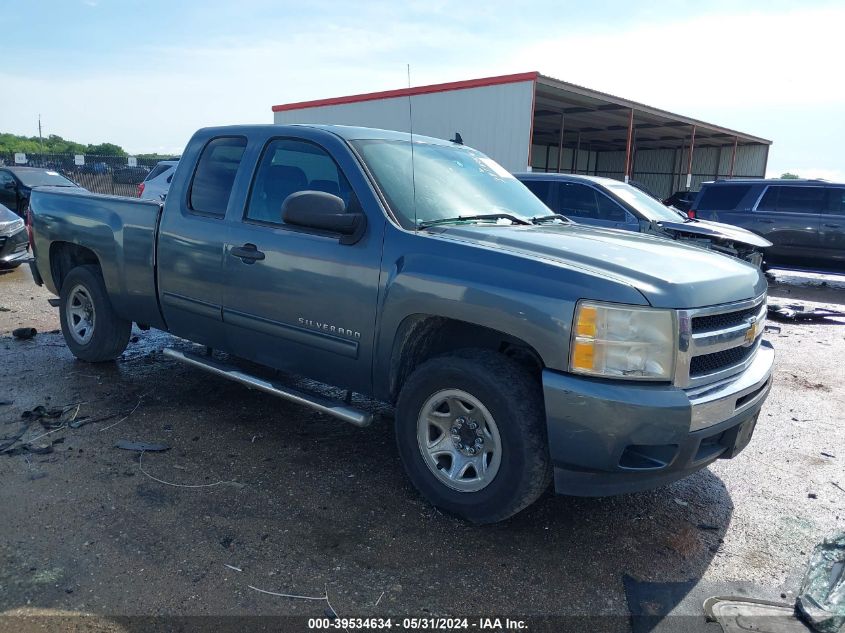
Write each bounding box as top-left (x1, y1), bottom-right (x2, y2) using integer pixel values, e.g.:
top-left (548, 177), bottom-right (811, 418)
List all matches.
top-left (0, 264), bottom-right (843, 632)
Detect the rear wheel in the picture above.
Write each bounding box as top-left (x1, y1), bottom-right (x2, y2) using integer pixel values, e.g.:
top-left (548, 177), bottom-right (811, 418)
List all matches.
top-left (59, 265), bottom-right (131, 362)
top-left (395, 349), bottom-right (551, 524)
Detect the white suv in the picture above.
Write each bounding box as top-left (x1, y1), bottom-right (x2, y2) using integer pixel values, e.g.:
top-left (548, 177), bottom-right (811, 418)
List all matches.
top-left (137, 160), bottom-right (178, 200)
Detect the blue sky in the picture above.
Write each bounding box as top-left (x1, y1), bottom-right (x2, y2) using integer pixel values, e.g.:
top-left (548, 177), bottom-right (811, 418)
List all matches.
top-left (2, 0), bottom-right (843, 180)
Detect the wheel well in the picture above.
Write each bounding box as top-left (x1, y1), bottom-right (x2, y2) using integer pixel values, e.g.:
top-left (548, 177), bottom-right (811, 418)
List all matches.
top-left (49, 242), bottom-right (101, 292)
top-left (389, 316), bottom-right (544, 402)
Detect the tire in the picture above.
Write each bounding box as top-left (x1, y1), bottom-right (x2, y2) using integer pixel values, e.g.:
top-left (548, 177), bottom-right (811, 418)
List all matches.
top-left (395, 349), bottom-right (551, 524)
top-left (59, 265), bottom-right (131, 362)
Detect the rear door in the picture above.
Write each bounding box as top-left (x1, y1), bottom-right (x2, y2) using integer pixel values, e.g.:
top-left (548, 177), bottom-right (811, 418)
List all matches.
top-left (692, 184), bottom-right (754, 227)
top-left (820, 186), bottom-right (845, 268)
top-left (753, 185), bottom-right (823, 262)
top-left (220, 135), bottom-right (383, 394)
top-left (157, 136), bottom-right (248, 349)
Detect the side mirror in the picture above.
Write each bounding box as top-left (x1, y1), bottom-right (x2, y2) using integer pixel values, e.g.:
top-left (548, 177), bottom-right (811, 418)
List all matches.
top-left (282, 190), bottom-right (366, 245)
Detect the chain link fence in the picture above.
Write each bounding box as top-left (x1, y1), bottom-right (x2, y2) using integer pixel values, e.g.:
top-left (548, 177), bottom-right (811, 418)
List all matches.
top-left (0, 152), bottom-right (179, 198)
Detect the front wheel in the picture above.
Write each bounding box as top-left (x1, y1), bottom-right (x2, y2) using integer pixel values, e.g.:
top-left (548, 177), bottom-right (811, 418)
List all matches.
top-left (395, 350), bottom-right (551, 524)
top-left (59, 265), bottom-right (131, 362)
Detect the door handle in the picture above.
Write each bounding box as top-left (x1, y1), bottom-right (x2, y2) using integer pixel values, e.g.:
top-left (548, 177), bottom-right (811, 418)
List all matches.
top-left (230, 243), bottom-right (265, 263)
top-left (756, 219), bottom-right (775, 224)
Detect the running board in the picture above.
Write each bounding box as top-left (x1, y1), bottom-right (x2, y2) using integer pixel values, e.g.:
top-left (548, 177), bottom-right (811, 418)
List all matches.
top-left (163, 348), bottom-right (373, 427)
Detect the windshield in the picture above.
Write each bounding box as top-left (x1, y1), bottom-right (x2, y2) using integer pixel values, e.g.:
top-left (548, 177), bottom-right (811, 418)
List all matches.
top-left (605, 182), bottom-right (686, 222)
top-left (351, 140), bottom-right (551, 229)
top-left (15, 170), bottom-right (77, 188)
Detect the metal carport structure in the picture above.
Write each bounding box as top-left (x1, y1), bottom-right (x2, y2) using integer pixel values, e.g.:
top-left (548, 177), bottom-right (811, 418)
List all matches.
top-left (272, 71), bottom-right (771, 198)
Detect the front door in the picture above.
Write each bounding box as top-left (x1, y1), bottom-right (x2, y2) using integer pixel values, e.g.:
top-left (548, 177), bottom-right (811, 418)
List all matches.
top-left (221, 137), bottom-right (383, 394)
top-left (820, 186), bottom-right (845, 269)
top-left (558, 182), bottom-right (634, 230)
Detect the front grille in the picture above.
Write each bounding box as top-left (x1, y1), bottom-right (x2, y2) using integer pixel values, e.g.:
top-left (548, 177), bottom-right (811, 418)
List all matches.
top-left (692, 305), bottom-right (760, 333)
top-left (690, 338), bottom-right (758, 376)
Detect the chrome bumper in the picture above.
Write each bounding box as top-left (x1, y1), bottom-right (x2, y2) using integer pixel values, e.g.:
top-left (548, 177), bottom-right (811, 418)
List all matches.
top-left (687, 341), bottom-right (774, 432)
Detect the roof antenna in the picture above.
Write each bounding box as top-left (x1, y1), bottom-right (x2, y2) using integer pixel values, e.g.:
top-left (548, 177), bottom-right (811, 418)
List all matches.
top-left (450, 132), bottom-right (463, 145)
top-left (407, 64), bottom-right (418, 233)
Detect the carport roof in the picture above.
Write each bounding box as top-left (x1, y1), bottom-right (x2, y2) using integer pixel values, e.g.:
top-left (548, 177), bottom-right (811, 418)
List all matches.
top-left (271, 71), bottom-right (771, 152)
top-left (532, 72), bottom-right (771, 150)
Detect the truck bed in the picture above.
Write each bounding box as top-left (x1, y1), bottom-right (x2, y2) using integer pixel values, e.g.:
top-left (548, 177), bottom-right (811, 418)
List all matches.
top-left (29, 187), bottom-right (165, 329)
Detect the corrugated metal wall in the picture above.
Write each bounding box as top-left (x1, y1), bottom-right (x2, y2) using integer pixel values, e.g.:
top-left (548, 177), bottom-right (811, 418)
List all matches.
top-left (274, 81), bottom-right (535, 173)
top-left (530, 145), bottom-right (597, 174)
top-left (591, 144), bottom-right (768, 197)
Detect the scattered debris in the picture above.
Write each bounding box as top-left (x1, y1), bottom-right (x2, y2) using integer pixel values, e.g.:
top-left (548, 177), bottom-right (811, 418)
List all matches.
top-left (12, 327), bottom-right (37, 340)
top-left (3, 437), bottom-right (65, 456)
top-left (821, 453), bottom-right (836, 459)
top-left (137, 451), bottom-right (235, 489)
top-left (832, 483), bottom-right (845, 495)
top-left (808, 493), bottom-right (818, 499)
top-left (224, 564), bottom-right (242, 573)
top-left (697, 523), bottom-right (720, 531)
top-left (673, 498), bottom-right (688, 507)
top-left (115, 440), bottom-right (170, 452)
top-left (768, 302), bottom-right (845, 323)
top-left (375, 591), bottom-right (385, 607)
top-left (0, 400), bottom-right (12, 406)
top-left (248, 583), bottom-right (343, 620)
top-left (797, 532), bottom-right (845, 633)
top-left (99, 396), bottom-right (144, 432)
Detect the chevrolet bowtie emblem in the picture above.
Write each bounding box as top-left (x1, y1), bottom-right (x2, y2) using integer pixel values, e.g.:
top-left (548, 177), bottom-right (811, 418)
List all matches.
top-left (744, 316), bottom-right (761, 345)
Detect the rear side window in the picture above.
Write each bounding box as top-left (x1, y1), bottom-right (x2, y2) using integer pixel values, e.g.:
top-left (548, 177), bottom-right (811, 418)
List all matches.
top-left (146, 163), bottom-right (173, 181)
top-left (757, 186), bottom-right (826, 213)
top-left (826, 188), bottom-right (845, 213)
top-left (246, 138), bottom-right (354, 225)
top-left (695, 185), bottom-right (751, 211)
top-left (189, 137), bottom-right (247, 216)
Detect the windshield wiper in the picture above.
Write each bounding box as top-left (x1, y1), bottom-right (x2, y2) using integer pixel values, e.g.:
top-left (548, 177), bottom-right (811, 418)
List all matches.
top-left (529, 214), bottom-right (569, 225)
top-left (418, 213), bottom-right (531, 229)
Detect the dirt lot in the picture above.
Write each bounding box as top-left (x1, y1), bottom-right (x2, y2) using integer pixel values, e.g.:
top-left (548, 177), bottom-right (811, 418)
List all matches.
top-left (0, 265), bottom-right (843, 632)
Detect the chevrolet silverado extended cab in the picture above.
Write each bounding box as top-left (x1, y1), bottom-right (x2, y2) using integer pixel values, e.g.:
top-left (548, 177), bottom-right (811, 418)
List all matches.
top-left (28, 125), bottom-right (774, 523)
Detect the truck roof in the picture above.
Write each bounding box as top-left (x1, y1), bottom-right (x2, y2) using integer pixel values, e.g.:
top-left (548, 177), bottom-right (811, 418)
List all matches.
top-left (195, 124), bottom-right (456, 146)
top-left (513, 172), bottom-right (623, 187)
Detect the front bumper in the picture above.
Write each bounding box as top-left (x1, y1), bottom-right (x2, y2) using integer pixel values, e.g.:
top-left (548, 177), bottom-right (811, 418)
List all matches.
top-left (542, 340), bottom-right (774, 496)
top-left (0, 229), bottom-right (30, 267)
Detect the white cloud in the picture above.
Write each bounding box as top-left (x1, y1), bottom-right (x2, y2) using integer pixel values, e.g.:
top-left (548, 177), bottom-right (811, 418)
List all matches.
top-left (507, 6), bottom-right (845, 112)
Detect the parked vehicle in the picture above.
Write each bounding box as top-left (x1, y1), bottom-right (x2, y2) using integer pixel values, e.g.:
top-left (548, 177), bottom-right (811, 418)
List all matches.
top-left (0, 203), bottom-right (29, 268)
top-left (691, 179), bottom-right (845, 271)
top-left (28, 125), bottom-right (774, 523)
top-left (80, 162), bottom-right (111, 175)
top-left (664, 190), bottom-right (698, 213)
top-left (516, 173), bottom-right (770, 267)
top-left (138, 160), bottom-right (178, 200)
top-left (0, 167), bottom-right (81, 217)
top-left (112, 165), bottom-right (149, 185)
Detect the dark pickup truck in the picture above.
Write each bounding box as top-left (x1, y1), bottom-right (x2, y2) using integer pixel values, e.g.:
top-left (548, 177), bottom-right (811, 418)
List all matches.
top-left (28, 125), bottom-right (774, 523)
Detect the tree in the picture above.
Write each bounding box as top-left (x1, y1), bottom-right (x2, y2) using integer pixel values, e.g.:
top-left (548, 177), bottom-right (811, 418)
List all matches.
top-left (84, 142), bottom-right (126, 157)
top-left (780, 172), bottom-right (800, 179)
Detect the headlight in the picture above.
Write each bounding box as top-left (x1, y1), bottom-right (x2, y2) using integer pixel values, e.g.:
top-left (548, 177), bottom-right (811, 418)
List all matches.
top-left (570, 301), bottom-right (675, 380)
top-left (0, 218), bottom-right (24, 238)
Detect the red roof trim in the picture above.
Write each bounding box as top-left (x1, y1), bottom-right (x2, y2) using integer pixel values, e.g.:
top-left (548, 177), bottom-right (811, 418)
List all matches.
top-left (271, 71), bottom-right (540, 113)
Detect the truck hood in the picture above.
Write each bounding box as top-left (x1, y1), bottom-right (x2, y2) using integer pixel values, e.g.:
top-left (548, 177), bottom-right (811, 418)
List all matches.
top-left (433, 223), bottom-right (767, 309)
top-left (656, 218), bottom-right (772, 249)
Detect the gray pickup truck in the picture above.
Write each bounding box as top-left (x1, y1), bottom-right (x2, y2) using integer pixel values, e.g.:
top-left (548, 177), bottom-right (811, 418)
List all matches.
top-left (28, 125), bottom-right (774, 523)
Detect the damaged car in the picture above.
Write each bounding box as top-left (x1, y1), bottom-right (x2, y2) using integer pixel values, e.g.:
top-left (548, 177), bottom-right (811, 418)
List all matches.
top-left (517, 173), bottom-right (771, 267)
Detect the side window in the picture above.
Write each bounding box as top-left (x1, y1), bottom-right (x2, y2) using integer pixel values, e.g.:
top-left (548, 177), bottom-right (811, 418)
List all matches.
top-left (594, 191), bottom-right (627, 222)
top-left (559, 183), bottom-right (598, 219)
top-left (827, 188), bottom-right (845, 214)
top-left (523, 180), bottom-right (552, 205)
top-left (757, 187), bottom-right (778, 211)
top-left (246, 138), bottom-right (354, 225)
top-left (189, 137), bottom-right (247, 217)
top-left (0, 171), bottom-right (15, 188)
top-left (774, 186), bottom-right (826, 213)
top-left (696, 185), bottom-right (752, 211)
